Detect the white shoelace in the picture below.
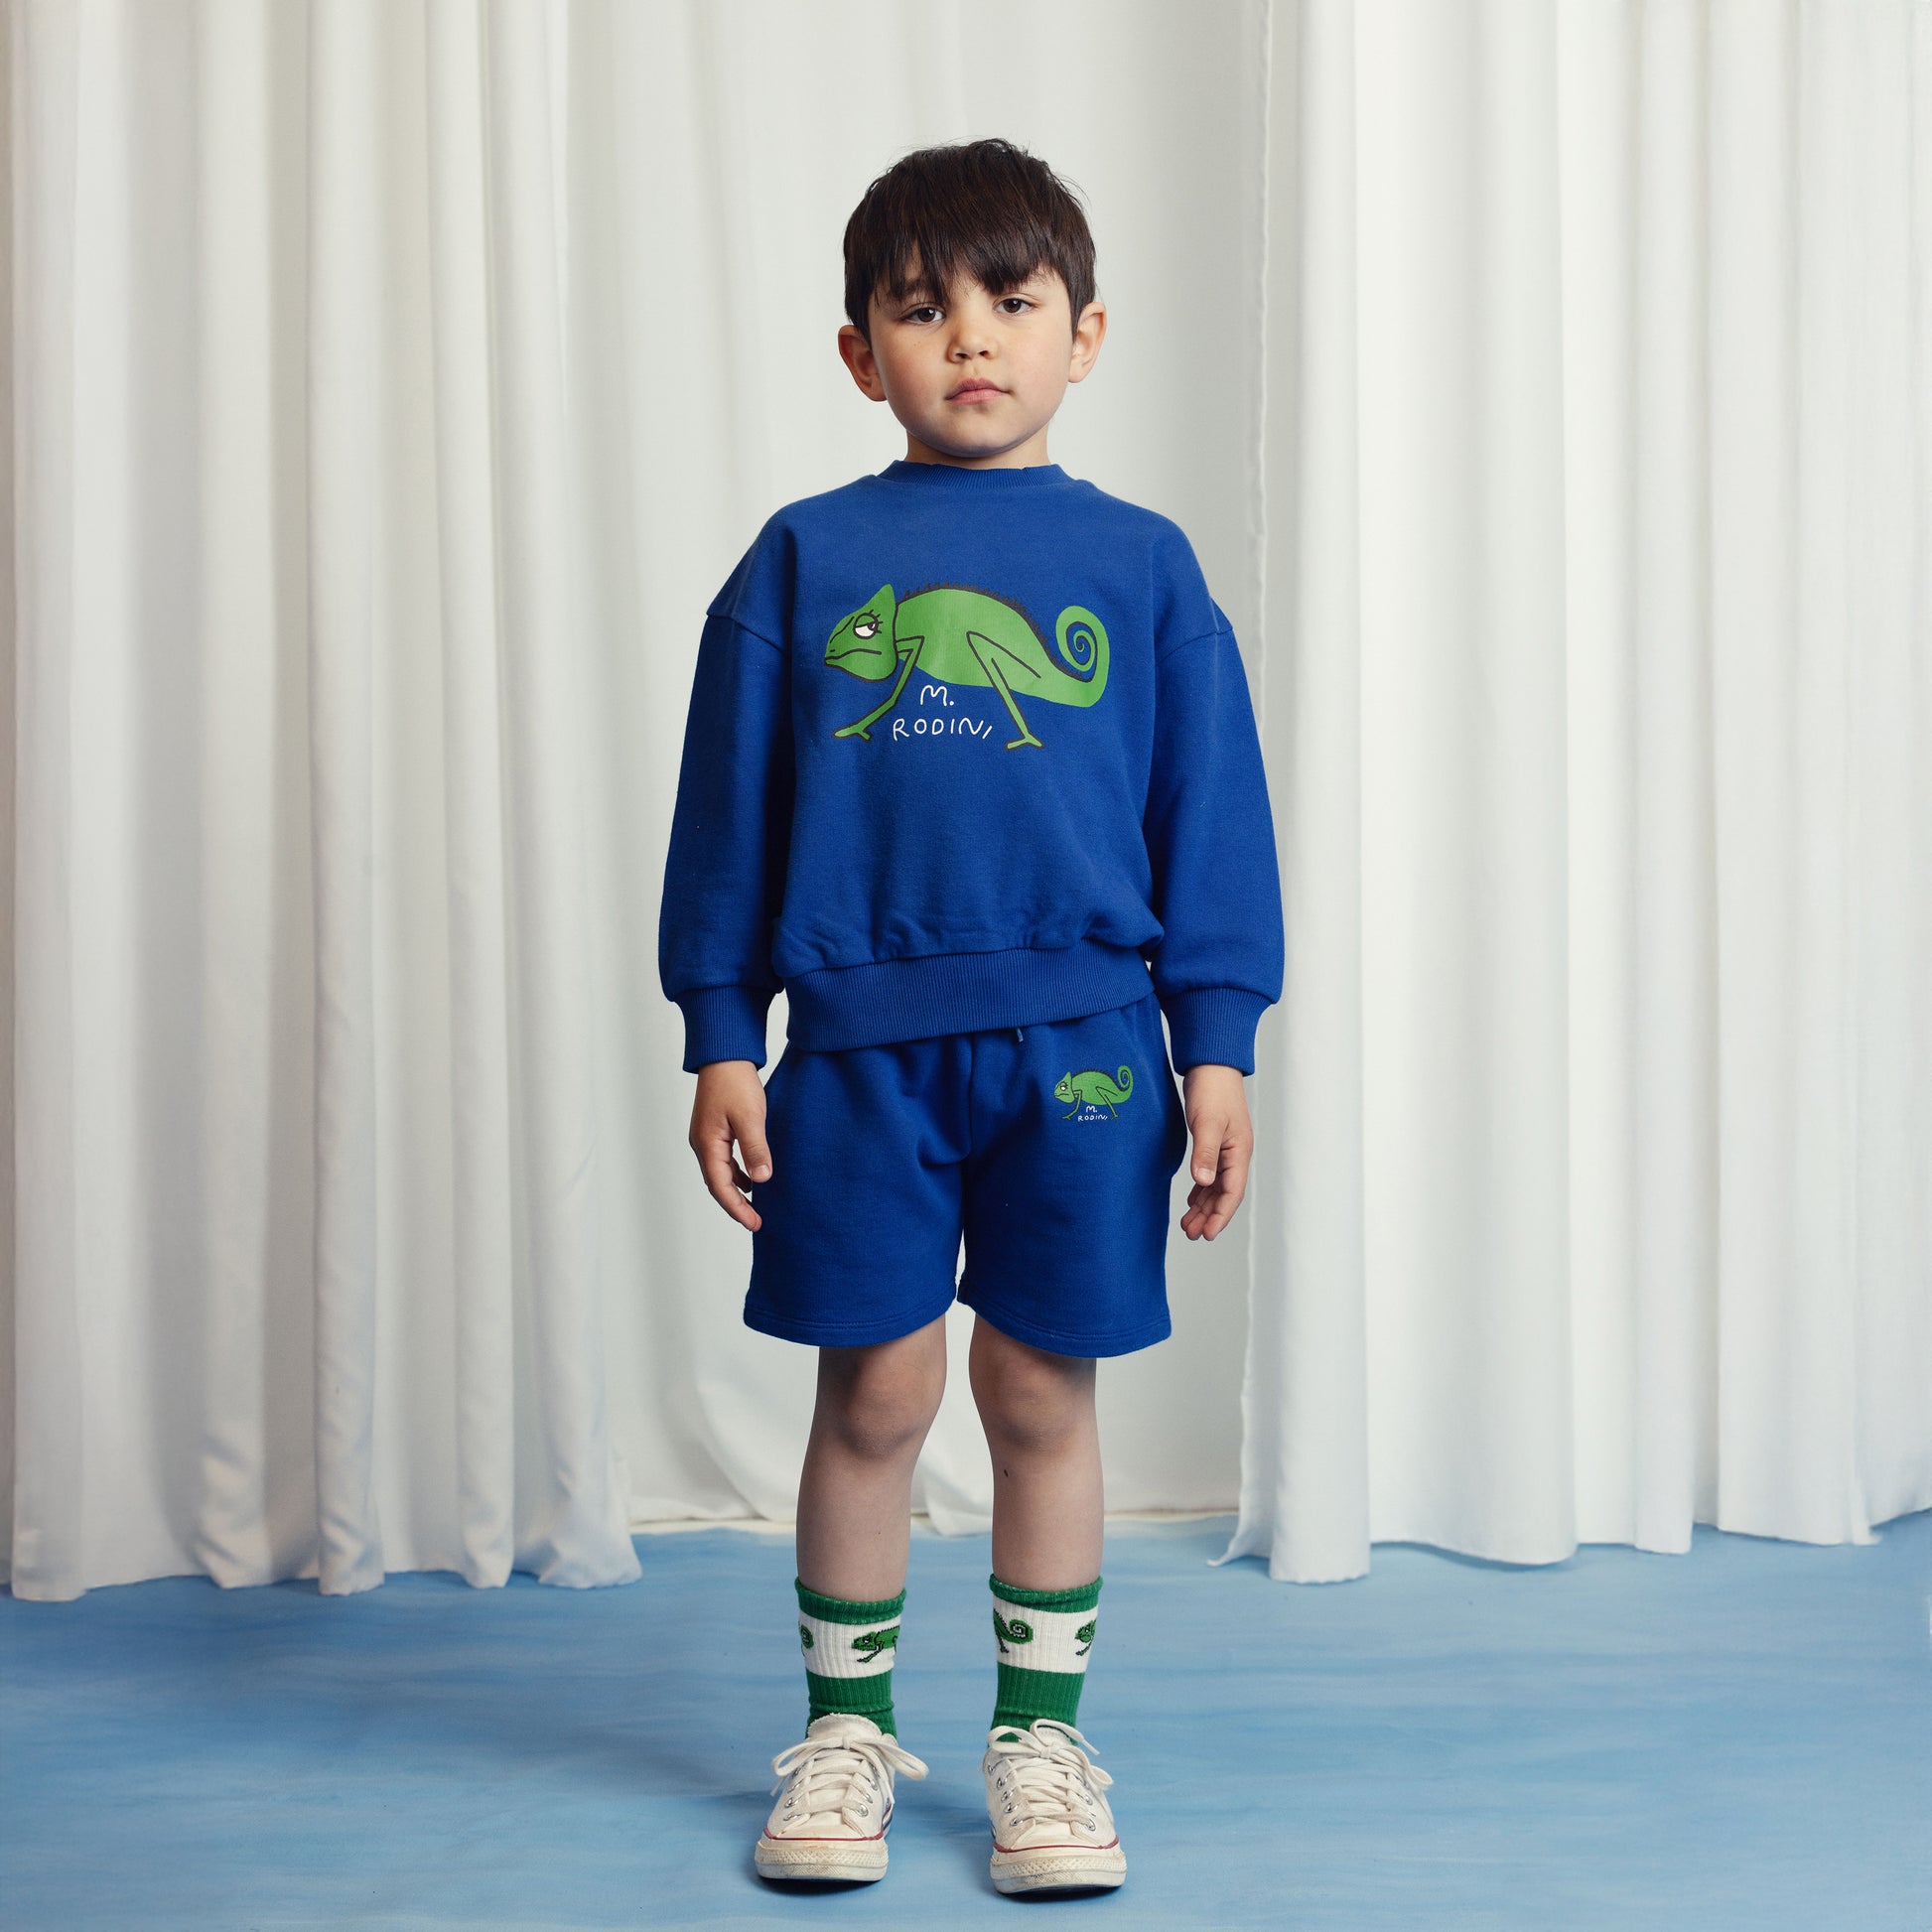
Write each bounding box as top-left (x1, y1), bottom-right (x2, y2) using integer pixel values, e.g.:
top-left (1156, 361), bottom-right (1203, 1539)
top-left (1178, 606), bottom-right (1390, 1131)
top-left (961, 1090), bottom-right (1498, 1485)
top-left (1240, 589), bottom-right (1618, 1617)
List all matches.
top-left (769, 1719), bottom-right (929, 1834)
top-left (987, 1720), bottom-right (1114, 1837)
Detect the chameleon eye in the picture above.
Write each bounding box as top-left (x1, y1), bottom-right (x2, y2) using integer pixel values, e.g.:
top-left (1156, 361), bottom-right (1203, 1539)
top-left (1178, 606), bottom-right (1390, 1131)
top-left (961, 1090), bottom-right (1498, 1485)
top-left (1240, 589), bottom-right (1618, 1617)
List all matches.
top-left (851, 616), bottom-right (880, 639)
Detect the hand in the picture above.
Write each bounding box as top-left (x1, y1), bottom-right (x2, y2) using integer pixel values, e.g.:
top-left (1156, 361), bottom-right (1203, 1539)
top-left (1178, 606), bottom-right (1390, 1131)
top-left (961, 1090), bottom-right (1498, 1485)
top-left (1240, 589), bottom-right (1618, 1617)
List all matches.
top-left (1178, 1064), bottom-right (1253, 1240)
top-left (688, 1059), bottom-right (772, 1231)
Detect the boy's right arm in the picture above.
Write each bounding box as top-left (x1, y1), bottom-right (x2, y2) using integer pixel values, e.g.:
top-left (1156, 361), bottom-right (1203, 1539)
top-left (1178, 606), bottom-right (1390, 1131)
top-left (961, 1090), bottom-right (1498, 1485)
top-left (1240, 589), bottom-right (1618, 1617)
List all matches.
top-left (657, 610), bottom-right (793, 1068)
top-left (657, 607), bottom-right (794, 1223)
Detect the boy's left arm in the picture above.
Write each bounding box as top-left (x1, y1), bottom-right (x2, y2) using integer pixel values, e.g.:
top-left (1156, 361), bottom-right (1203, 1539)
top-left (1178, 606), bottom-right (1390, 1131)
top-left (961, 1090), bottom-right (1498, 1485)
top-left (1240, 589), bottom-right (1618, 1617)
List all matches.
top-left (1142, 599), bottom-right (1285, 1240)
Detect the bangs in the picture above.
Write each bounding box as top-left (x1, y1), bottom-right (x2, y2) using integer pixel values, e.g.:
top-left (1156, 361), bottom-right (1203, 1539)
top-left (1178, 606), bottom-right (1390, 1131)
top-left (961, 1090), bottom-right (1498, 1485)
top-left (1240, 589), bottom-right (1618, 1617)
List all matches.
top-left (844, 139), bottom-right (1097, 340)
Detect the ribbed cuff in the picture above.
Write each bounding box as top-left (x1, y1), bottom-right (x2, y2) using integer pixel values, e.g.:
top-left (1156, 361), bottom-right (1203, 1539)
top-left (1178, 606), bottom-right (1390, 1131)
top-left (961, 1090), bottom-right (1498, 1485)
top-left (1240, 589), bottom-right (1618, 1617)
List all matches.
top-left (990, 1574), bottom-right (1102, 1614)
top-left (796, 1580), bottom-right (906, 1624)
top-left (677, 984), bottom-right (776, 1071)
top-left (1160, 986), bottom-right (1269, 1075)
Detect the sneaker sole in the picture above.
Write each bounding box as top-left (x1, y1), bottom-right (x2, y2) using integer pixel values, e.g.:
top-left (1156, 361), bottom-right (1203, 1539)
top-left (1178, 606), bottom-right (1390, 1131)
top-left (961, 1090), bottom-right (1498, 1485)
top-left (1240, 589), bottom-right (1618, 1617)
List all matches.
top-left (990, 1845), bottom-right (1127, 1894)
top-left (755, 1834), bottom-right (888, 1884)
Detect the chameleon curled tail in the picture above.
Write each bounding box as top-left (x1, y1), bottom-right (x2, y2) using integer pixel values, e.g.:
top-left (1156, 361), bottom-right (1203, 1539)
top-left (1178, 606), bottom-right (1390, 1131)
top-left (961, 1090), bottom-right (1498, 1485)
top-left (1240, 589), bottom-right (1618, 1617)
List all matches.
top-left (1054, 605), bottom-right (1105, 679)
top-left (1112, 1063), bottom-right (1132, 1094)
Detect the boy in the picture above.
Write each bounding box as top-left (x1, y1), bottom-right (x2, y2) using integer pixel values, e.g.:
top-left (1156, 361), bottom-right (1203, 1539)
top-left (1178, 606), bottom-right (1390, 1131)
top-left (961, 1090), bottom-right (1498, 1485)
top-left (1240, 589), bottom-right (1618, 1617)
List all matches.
top-left (657, 137), bottom-right (1283, 1895)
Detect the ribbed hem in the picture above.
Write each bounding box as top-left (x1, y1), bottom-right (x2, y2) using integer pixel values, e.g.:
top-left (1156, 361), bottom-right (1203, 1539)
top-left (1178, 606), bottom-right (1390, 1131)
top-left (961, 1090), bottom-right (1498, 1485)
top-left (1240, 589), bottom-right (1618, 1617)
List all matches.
top-left (783, 939), bottom-right (1153, 1053)
top-left (876, 458), bottom-right (1073, 489)
top-left (1160, 986), bottom-right (1271, 1075)
top-left (676, 983), bottom-right (776, 1071)
top-left (744, 1283), bottom-right (962, 1351)
top-left (956, 1280), bottom-right (1172, 1359)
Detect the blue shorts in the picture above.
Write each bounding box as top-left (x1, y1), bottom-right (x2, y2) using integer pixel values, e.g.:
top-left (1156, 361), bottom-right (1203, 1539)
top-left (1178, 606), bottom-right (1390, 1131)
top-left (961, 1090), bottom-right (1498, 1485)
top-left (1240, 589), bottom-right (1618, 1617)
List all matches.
top-left (746, 989), bottom-right (1188, 1358)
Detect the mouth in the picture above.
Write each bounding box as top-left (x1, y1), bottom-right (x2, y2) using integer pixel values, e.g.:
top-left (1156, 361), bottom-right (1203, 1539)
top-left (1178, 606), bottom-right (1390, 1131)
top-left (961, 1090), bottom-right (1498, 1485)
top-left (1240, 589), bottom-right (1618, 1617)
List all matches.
top-left (948, 381), bottom-right (1006, 401)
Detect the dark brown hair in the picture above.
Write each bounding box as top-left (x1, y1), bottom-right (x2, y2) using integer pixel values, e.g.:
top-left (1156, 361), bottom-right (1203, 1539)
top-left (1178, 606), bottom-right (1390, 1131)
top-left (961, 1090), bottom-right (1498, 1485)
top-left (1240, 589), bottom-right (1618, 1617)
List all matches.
top-left (842, 138), bottom-right (1097, 344)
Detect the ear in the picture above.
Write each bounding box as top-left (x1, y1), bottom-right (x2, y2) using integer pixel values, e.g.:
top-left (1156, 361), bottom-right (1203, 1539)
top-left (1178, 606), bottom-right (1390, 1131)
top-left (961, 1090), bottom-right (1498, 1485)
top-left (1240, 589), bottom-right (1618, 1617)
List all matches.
top-left (1067, 299), bottom-right (1108, 385)
top-left (837, 322), bottom-right (888, 402)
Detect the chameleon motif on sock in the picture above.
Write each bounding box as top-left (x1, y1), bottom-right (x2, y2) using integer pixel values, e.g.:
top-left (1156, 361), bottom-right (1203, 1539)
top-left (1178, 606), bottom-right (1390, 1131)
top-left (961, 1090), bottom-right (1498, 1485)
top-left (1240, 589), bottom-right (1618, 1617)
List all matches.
top-left (826, 584), bottom-right (1108, 750)
top-left (1054, 1064), bottom-right (1135, 1118)
top-left (993, 1607), bottom-right (1035, 1653)
top-left (850, 1626), bottom-right (898, 1663)
top-left (1075, 1618), bottom-right (1097, 1656)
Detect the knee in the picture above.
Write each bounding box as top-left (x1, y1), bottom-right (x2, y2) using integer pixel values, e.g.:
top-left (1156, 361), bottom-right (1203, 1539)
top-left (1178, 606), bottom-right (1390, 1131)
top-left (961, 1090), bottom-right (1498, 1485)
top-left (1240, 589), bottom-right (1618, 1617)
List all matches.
top-left (970, 1333), bottom-right (1093, 1456)
top-left (818, 1341), bottom-right (945, 1462)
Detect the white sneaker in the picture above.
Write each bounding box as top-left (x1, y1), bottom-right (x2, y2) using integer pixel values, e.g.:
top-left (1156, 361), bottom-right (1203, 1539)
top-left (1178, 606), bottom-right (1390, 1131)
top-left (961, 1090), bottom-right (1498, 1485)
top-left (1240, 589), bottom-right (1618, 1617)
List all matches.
top-left (754, 1712), bottom-right (928, 1883)
top-left (981, 1718), bottom-right (1128, 1894)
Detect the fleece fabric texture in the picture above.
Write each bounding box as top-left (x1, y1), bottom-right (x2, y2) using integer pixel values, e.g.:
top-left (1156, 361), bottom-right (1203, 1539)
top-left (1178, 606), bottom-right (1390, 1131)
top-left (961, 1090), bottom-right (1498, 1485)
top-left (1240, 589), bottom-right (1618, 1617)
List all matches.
top-left (657, 458), bottom-right (1285, 1076)
top-left (744, 992), bottom-right (1187, 1357)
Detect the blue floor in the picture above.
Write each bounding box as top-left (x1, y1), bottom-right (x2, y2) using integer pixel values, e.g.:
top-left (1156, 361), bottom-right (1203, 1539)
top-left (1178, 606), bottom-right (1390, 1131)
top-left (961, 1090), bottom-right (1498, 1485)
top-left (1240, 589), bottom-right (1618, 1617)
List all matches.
top-left (3, 1512), bottom-right (1928, 1930)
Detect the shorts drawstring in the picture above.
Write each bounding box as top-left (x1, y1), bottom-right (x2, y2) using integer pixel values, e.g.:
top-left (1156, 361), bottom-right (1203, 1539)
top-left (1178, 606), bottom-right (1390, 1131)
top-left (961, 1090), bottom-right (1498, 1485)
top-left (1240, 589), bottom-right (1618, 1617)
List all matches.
top-left (1015, 1026), bottom-right (1025, 1042)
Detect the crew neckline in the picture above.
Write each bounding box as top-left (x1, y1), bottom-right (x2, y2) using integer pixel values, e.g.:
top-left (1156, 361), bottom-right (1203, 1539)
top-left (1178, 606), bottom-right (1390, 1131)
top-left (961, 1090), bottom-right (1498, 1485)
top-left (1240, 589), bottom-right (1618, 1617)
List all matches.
top-left (877, 458), bottom-right (1070, 489)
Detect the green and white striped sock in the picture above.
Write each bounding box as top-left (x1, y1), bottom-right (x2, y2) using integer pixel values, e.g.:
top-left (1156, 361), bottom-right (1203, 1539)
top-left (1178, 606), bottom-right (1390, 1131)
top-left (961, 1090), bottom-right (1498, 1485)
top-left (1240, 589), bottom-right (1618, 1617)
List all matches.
top-left (990, 1573), bottom-right (1102, 1740)
top-left (795, 1578), bottom-right (904, 1738)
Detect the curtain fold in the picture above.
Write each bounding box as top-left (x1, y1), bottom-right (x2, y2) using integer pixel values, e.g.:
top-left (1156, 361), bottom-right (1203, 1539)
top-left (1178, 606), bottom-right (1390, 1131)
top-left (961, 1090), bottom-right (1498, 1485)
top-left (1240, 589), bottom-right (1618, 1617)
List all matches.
top-left (306, 0), bottom-right (384, 1598)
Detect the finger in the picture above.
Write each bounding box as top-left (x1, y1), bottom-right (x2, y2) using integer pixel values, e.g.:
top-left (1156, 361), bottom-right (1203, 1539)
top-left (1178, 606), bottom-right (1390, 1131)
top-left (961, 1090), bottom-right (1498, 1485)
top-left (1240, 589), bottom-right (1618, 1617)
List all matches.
top-left (735, 1110), bottom-right (772, 1184)
top-left (1185, 1105), bottom-right (1239, 1192)
top-left (1187, 1111), bottom-right (1228, 1188)
top-left (1179, 1120), bottom-right (1221, 1232)
top-left (1192, 1184), bottom-right (1242, 1239)
top-left (697, 1138), bottom-right (760, 1231)
top-left (1181, 1189), bottom-right (1235, 1239)
top-left (1213, 1136), bottom-right (1252, 1202)
top-left (1181, 1140), bottom-right (1251, 1239)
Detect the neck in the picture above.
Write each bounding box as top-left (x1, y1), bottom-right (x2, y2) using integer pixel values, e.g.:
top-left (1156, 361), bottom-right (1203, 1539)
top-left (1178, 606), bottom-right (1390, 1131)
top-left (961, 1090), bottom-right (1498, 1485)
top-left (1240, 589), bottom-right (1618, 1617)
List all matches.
top-left (901, 426), bottom-right (1052, 470)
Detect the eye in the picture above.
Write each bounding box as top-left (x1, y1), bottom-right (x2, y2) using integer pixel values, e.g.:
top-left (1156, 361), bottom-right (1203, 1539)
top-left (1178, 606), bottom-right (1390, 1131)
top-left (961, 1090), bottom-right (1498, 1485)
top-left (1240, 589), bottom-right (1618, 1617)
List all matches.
top-left (998, 297), bottom-right (1034, 314)
top-left (903, 304), bottom-right (940, 324)
top-left (851, 616), bottom-right (880, 639)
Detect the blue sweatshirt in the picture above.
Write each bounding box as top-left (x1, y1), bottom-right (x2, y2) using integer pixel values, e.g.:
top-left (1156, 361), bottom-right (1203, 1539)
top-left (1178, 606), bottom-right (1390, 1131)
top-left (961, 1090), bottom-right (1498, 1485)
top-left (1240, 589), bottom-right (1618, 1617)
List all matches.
top-left (656, 458), bottom-right (1285, 1076)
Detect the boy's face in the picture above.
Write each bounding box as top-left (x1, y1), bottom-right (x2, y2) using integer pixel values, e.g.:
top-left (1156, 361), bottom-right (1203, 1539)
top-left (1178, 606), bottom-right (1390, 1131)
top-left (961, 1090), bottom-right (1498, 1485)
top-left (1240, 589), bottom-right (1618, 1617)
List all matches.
top-left (836, 255), bottom-right (1106, 469)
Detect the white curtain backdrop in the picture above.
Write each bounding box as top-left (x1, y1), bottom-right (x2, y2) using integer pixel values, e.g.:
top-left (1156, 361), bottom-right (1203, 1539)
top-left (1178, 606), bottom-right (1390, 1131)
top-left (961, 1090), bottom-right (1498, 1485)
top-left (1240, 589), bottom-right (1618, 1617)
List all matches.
top-left (1225, 0), bottom-right (1932, 1581)
top-left (3, 0), bottom-right (1926, 1603)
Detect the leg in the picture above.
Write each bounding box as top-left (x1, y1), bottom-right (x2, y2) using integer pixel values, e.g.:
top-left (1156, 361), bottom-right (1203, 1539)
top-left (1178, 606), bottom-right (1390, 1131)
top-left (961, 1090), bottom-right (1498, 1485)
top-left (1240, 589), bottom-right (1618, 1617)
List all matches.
top-left (796, 1311), bottom-right (948, 1601)
top-left (761, 1316), bottom-right (943, 1884)
top-left (968, 1316), bottom-right (1123, 1894)
top-left (970, 1315), bottom-right (1101, 1587)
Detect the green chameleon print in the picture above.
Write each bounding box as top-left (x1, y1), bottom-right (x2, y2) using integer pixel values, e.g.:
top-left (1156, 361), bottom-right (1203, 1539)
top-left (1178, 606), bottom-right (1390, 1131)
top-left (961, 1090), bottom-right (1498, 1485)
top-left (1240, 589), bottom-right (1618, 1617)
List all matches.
top-left (825, 583), bottom-right (1108, 750)
top-left (992, 1607), bottom-right (1035, 1654)
top-left (799, 1622), bottom-right (899, 1664)
top-left (1075, 1618), bottom-right (1097, 1656)
top-left (1054, 1064), bottom-right (1135, 1119)
top-left (850, 1627), bottom-right (899, 1664)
